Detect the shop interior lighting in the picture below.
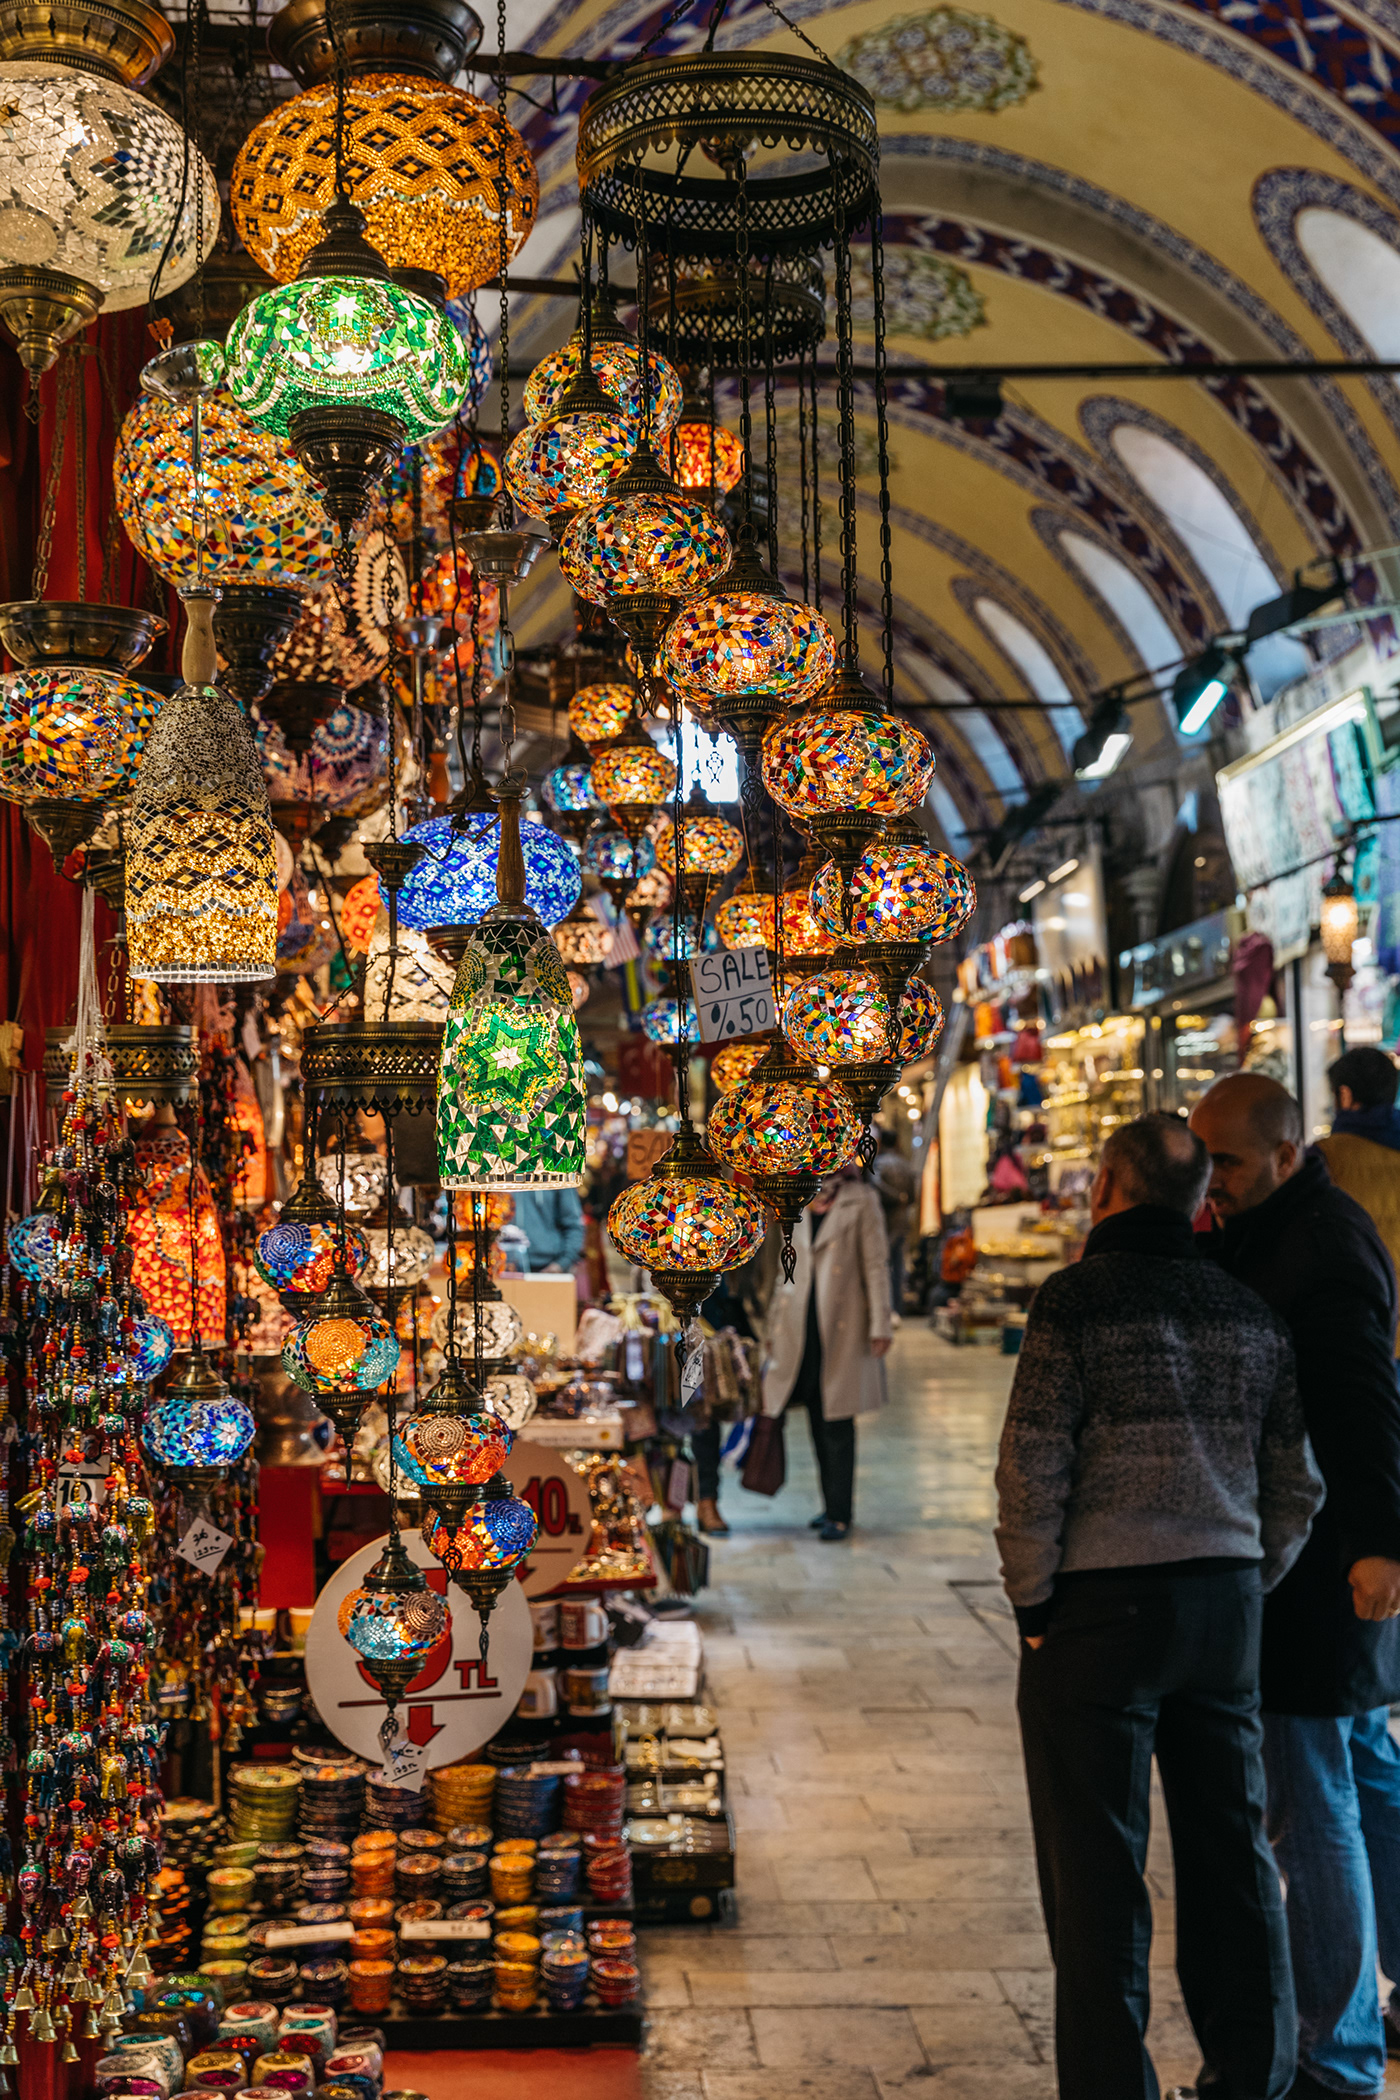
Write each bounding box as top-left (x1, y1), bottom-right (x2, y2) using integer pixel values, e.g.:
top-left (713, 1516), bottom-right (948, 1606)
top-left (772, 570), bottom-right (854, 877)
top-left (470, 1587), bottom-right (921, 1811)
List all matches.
top-left (1018, 879), bottom-right (1045, 902)
top-left (1048, 858), bottom-right (1080, 882)
top-left (1173, 643), bottom-right (1233, 736)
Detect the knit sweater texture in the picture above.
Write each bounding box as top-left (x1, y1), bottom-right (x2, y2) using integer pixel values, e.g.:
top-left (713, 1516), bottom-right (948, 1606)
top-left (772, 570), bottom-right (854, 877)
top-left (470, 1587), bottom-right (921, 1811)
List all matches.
top-left (995, 1205), bottom-right (1324, 1636)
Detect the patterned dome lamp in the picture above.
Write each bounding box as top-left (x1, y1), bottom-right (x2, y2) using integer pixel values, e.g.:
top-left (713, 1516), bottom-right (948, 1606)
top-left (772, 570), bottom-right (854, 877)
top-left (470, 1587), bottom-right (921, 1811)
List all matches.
top-left (581, 818), bottom-right (656, 915)
top-left (393, 1358), bottom-right (514, 1525)
top-left (568, 681), bottom-right (637, 751)
top-left (553, 896), bottom-right (611, 969)
top-left (420, 1485), bottom-right (537, 1662)
top-left (141, 1346), bottom-right (256, 1524)
top-left (781, 955), bottom-right (903, 1166)
top-left (522, 282), bottom-right (683, 435)
top-left (608, 1120), bottom-right (765, 1327)
top-left (255, 1100), bottom-right (372, 1312)
top-left (541, 734), bottom-right (599, 844)
top-left (654, 782), bottom-right (743, 918)
top-left (590, 713), bottom-right (678, 843)
top-left (809, 811), bottom-right (976, 1005)
top-left (706, 1038), bottom-right (861, 1278)
top-left (338, 1524), bottom-right (449, 1750)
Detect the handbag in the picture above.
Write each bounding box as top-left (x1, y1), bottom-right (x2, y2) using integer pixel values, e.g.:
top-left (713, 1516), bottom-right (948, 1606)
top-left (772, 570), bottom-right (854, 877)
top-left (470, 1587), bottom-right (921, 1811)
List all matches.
top-left (740, 1412), bottom-right (786, 1496)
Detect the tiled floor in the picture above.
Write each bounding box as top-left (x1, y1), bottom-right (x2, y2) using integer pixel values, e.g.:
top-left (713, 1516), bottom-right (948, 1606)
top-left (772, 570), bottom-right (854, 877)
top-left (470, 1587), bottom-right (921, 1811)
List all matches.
top-left (639, 1323), bottom-right (1399, 2099)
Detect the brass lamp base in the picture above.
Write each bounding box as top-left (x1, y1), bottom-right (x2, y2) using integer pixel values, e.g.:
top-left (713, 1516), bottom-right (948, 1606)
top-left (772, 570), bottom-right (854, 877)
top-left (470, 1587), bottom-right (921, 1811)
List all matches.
top-left (301, 1017), bottom-right (445, 1117)
top-left (26, 798), bottom-right (104, 872)
top-left (0, 267), bottom-right (100, 375)
top-left (215, 585), bottom-right (304, 704)
top-left (289, 405), bottom-right (405, 540)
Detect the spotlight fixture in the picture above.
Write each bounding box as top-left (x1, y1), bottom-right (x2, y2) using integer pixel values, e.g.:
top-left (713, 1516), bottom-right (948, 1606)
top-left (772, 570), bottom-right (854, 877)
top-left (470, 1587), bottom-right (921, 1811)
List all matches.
top-left (1244, 562), bottom-right (1346, 646)
top-left (1072, 701), bottom-right (1132, 781)
top-left (1173, 643), bottom-right (1234, 737)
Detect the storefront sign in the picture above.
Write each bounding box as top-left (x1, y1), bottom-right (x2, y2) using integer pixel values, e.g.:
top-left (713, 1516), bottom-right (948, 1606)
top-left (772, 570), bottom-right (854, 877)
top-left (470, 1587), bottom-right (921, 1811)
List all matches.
top-left (502, 1441), bottom-right (593, 1598)
top-left (304, 1529), bottom-right (532, 1768)
top-left (625, 1127), bottom-right (671, 1180)
top-left (689, 949), bottom-right (774, 1042)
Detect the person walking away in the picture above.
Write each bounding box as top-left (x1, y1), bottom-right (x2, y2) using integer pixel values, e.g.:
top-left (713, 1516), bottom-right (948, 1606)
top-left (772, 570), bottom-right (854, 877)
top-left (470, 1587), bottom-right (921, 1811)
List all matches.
top-left (760, 1167), bottom-right (892, 1540)
top-left (872, 1126), bottom-right (919, 1318)
top-left (1190, 1072), bottom-right (1400, 2100)
top-left (510, 1187), bottom-right (586, 1275)
top-left (690, 1273), bottom-right (759, 1538)
top-left (1317, 1046), bottom-right (1400, 1320)
top-left (997, 1111), bottom-right (1322, 2100)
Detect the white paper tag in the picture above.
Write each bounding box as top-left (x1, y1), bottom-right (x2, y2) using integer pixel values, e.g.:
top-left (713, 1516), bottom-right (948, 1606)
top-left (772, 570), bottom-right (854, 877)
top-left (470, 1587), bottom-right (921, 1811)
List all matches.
top-left (175, 1516), bottom-right (234, 1572)
top-left (398, 1918), bottom-right (491, 1942)
top-left (263, 1921), bottom-right (356, 1949)
top-left (680, 1347), bottom-right (704, 1406)
top-left (689, 948), bottom-right (774, 1043)
top-left (377, 1732), bottom-right (430, 1793)
top-left (57, 1457), bottom-right (110, 1515)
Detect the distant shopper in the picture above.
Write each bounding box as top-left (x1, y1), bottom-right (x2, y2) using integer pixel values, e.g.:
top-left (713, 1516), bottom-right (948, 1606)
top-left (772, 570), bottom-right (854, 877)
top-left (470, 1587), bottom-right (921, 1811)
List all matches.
top-left (997, 1111), bottom-right (1322, 2100)
top-left (760, 1168), bottom-right (893, 1540)
top-left (872, 1127), bottom-right (919, 1317)
top-left (1190, 1072), bottom-right (1400, 2100)
top-left (510, 1187), bottom-right (585, 1275)
top-left (1318, 1045), bottom-right (1400, 1326)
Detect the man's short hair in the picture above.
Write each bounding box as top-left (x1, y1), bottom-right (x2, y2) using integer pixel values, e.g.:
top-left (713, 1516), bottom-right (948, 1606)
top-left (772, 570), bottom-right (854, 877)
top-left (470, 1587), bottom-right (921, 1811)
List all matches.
top-left (1329, 1045), bottom-right (1399, 1109)
top-left (1102, 1113), bottom-right (1211, 1217)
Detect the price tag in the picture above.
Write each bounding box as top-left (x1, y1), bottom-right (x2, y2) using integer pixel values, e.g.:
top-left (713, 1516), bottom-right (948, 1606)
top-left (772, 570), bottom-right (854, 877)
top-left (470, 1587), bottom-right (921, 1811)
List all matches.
top-left (378, 1729), bottom-right (430, 1793)
top-left (175, 1516), bottom-right (234, 1573)
top-left (689, 949), bottom-right (774, 1043)
top-left (56, 1458), bottom-right (110, 1516)
top-left (666, 1456), bottom-right (692, 1511)
top-left (399, 1918), bottom-right (491, 1942)
top-left (264, 1921), bottom-right (356, 1950)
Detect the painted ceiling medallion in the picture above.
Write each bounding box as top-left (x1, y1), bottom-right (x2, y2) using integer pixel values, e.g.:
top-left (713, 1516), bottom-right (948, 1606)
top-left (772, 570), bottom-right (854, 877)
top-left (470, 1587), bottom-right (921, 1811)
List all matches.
top-left (836, 7), bottom-right (1039, 115)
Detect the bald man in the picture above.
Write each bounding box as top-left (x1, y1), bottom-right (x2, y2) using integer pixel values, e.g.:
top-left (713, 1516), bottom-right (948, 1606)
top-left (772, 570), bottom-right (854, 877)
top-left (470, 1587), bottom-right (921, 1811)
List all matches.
top-left (1192, 1073), bottom-right (1400, 2100)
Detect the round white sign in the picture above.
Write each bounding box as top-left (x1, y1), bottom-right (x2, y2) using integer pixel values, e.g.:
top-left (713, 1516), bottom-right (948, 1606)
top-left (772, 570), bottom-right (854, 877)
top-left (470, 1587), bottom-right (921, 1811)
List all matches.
top-left (304, 1528), bottom-right (532, 1768)
top-left (501, 1441), bottom-right (594, 1599)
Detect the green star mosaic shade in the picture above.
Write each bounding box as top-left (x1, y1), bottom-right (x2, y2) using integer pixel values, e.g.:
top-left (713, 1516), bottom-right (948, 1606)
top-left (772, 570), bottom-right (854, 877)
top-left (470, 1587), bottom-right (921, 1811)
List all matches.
top-left (225, 274), bottom-right (472, 443)
top-left (436, 907), bottom-right (588, 1190)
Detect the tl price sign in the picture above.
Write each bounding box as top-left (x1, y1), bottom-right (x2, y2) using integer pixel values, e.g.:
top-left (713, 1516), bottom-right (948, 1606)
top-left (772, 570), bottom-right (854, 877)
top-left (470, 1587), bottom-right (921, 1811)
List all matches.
top-left (503, 1441), bottom-right (593, 1598)
top-left (304, 1528), bottom-right (532, 1768)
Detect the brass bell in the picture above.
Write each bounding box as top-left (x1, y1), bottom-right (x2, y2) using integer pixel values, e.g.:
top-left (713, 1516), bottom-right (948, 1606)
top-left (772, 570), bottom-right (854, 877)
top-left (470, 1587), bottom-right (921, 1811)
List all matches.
top-left (60, 2041), bottom-right (79, 2064)
top-left (101, 1988), bottom-right (126, 2020)
top-left (43, 1927), bottom-right (65, 1953)
top-left (29, 2009), bottom-right (56, 2044)
top-left (0, 2037), bottom-right (20, 2063)
top-left (11, 1989), bottom-right (34, 2015)
top-left (84, 2012), bottom-right (102, 2039)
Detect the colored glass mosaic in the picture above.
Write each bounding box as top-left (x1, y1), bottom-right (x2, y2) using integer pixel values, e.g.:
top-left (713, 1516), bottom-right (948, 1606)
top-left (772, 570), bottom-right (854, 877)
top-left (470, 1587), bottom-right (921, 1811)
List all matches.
top-left (437, 912), bottom-right (588, 1190)
top-left (363, 920), bottom-right (454, 1021)
top-left (142, 1385), bottom-right (256, 1469)
top-left (259, 702), bottom-right (388, 820)
top-left (898, 978), bottom-right (946, 1064)
top-left (341, 876), bottom-right (383, 955)
top-left (569, 685), bottom-right (636, 748)
top-left (591, 737), bottom-right (677, 812)
top-left (125, 681), bottom-right (279, 983)
top-left (543, 762), bottom-right (596, 815)
top-left (338, 1576), bottom-right (447, 1667)
top-left (0, 667), bottom-right (157, 804)
top-left (255, 1215), bottom-right (371, 1297)
top-left (446, 300), bottom-right (494, 405)
top-left (582, 825), bottom-right (655, 886)
top-left (523, 337), bottom-right (682, 435)
top-left (627, 865), bottom-right (672, 916)
top-left (271, 530), bottom-right (407, 686)
top-left (130, 1314), bottom-right (175, 1382)
top-left (430, 1296), bottom-right (524, 1358)
top-left (641, 997), bottom-right (700, 1044)
top-left (762, 705), bottom-right (935, 821)
top-left (421, 1496), bottom-right (538, 1577)
top-left (710, 1040), bottom-right (771, 1094)
top-left (811, 839), bottom-right (977, 943)
top-left (669, 420), bottom-right (745, 494)
top-left (454, 439), bottom-right (502, 501)
top-left (395, 812), bottom-right (581, 931)
top-left (707, 1071), bottom-right (860, 1176)
top-left (714, 881), bottom-right (768, 951)
top-left (6, 1209), bottom-right (59, 1282)
top-left (115, 387), bottom-right (336, 591)
top-left (0, 63), bottom-right (218, 309)
top-left (503, 409), bottom-right (635, 520)
top-left (315, 1153), bottom-right (388, 1214)
top-left (663, 591), bottom-right (837, 708)
top-left (558, 492), bottom-right (730, 605)
top-left (231, 74), bottom-right (538, 295)
top-left (362, 1222), bottom-right (436, 1291)
top-left (554, 904), bottom-right (610, 968)
top-left (226, 276), bottom-right (472, 444)
top-left (129, 1126), bottom-right (228, 1346)
top-left (608, 1169), bottom-right (766, 1274)
top-left (282, 1296), bottom-right (401, 1398)
top-left (394, 1400), bottom-right (513, 1496)
top-left (653, 812), bottom-right (743, 879)
top-left (783, 966), bottom-right (894, 1065)
top-left (643, 913), bottom-right (716, 964)
top-left (774, 880), bottom-right (832, 959)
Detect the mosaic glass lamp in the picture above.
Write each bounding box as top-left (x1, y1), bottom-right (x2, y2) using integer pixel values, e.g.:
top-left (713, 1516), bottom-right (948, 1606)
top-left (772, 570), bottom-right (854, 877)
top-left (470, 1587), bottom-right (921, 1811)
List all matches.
top-left (653, 785), bottom-right (743, 916)
top-left (710, 1038), bottom-right (773, 1095)
top-left (583, 821), bottom-right (656, 914)
top-left (436, 782), bottom-right (588, 1190)
top-left (783, 964), bottom-right (894, 1069)
top-left (503, 374), bottom-right (635, 524)
top-left (395, 810), bottom-right (582, 932)
top-left (810, 830), bottom-right (976, 948)
top-left (641, 996), bottom-right (700, 1045)
top-left (625, 862), bottom-right (673, 929)
top-left (542, 759), bottom-right (597, 818)
top-left (124, 590), bottom-right (279, 983)
top-left (0, 666), bottom-right (156, 807)
top-left (282, 1263), bottom-right (402, 1439)
top-left (558, 444), bottom-right (730, 621)
top-left (142, 1350), bottom-right (256, 1480)
top-left (130, 1312), bottom-right (176, 1382)
top-left (523, 310), bottom-right (682, 436)
top-left (608, 1123), bottom-right (766, 1322)
top-left (429, 1294), bottom-right (524, 1360)
top-left (0, 59), bottom-right (219, 372)
top-left (568, 683), bottom-right (636, 749)
top-left (714, 866), bottom-right (770, 952)
top-left (761, 670), bottom-right (936, 924)
top-left (115, 386), bottom-right (337, 593)
top-left (553, 899), bottom-right (611, 969)
top-left (338, 1527), bottom-right (449, 1737)
top-left (255, 1169), bottom-right (371, 1309)
top-left (669, 415), bottom-right (745, 497)
top-left (590, 715), bottom-right (678, 841)
top-left (707, 1041), bottom-right (860, 1269)
top-left (643, 911), bottom-right (715, 967)
top-left (897, 978), bottom-right (945, 1065)
top-left (6, 1206), bottom-right (59, 1284)
top-left (231, 74), bottom-right (539, 296)
top-left (393, 1360), bottom-right (515, 1524)
top-left (340, 875), bottom-right (383, 955)
top-left (421, 1486), bottom-right (538, 1659)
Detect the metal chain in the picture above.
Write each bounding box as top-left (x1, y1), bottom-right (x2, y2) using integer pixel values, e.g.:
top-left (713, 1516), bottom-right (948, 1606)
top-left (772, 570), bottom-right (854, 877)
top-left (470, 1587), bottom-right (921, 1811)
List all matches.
top-left (96, 346), bottom-right (124, 605)
top-left (763, 255), bottom-right (778, 579)
top-left (671, 707), bottom-right (689, 1125)
top-left (191, 0), bottom-right (205, 337)
top-left (496, 0), bottom-right (511, 506)
top-left (868, 187), bottom-right (895, 711)
top-left (329, 0), bottom-right (348, 200)
top-left (75, 358), bottom-right (88, 602)
top-left (808, 346), bottom-right (822, 613)
top-left (633, 166), bottom-right (652, 446)
top-left (798, 340), bottom-right (809, 605)
top-left (31, 354), bottom-right (75, 599)
top-left (757, 0), bottom-right (837, 63)
top-left (830, 157), bottom-right (859, 667)
top-left (735, 159), bottom-right (753, 530)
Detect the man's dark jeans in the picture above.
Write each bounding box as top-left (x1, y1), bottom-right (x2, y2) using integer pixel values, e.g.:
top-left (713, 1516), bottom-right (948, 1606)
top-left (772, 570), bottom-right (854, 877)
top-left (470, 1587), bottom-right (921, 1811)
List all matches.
top-left (1017, 1562), bottom-right (1296, 2100)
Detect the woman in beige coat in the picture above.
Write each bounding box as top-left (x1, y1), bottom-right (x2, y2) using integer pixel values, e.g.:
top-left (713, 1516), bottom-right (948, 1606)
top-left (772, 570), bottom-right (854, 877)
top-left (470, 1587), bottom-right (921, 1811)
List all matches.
top-left (760, 1171), bottom-right (894, 1539)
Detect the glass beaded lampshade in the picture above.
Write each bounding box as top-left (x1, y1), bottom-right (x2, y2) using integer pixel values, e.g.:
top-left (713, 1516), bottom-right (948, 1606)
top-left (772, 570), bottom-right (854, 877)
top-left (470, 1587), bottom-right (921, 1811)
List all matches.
top-left (669, 419), bottom-right (745, 495)
top-left (421, 1495), bottom-right (538, 1580)
top-left (142, 1358), bottom-right (256, 1472)
top-left (429, 1296), bottom-right (525, 1359)
top-left (641, 996), bottom-right (700, 1045)
top-left (663, 585), bottom-right (836, 713)
top-left (707, 1059), bottom-right (860, 1181)
top-left (558, 490), bottom-right (729, 606)
top-left (271, 530), bottom-right (406, 686)
top-left (503, 406), bottom-right (635, 521)
top-left (608, 1125), bottom-right (766, 1317)
top-left (714, 873), bottom-right (768, 952)
top-left (0, 668), bottom-right (156, 804)
top-left (226, 274), bottom-right (471, 443)
top-left (364, 916), bottom-right (455, 1021)
top-left (395, 813), bottom-right (582, 932)
top-left (543, 761), bottom-right (596, 816)
top-left (783, 965), bottom-right (893, 1067)
top-left (569, 684), bottom-right (636, 749)
top-left (653, 810), bottom-right (743, 882)
top-left (811, 840), bottom-right (977, 946)
top-left (0, 64), bottom-right (219, 312)
top-left (362, 1223), bottom-right (436, 1292)
top-left (282, 1271), bottom-right (401, 1399)
top-left (315, 1152), bottom-right (389, 1216)
top-left (114, 388), bottom-right (337, 592)
top-left (523, 333), bottom-right (682, 436)
top-left (125, 667), bottom-right (279, 984)
top-left (762, 702), bottom-right (935, 826)
top-left (897, 978), bottom-right (945, 1064)
top-left (583, 825), bottom-right (655, 889)
top-left (710, 1038), bottom-right (771, 1095)
top-left (626, 865), bottom-right (673, 918)
top-left (553, 900), bottom-right (610, 969)
top-left (590, 722), bottom-right (678, 829)
top-left (231, 75), bottom-right (539, 296)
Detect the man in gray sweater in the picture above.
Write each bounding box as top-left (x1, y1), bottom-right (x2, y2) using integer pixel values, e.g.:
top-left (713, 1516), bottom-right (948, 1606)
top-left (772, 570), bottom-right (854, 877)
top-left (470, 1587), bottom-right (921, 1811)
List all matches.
top-left (996, 1112), bottom-right (1323, 2100)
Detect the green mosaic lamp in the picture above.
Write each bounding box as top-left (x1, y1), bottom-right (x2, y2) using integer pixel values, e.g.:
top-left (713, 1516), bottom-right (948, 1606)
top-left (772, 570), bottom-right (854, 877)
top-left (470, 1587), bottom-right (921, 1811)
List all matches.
top-left (436, 778), bottom-right (588, 1191)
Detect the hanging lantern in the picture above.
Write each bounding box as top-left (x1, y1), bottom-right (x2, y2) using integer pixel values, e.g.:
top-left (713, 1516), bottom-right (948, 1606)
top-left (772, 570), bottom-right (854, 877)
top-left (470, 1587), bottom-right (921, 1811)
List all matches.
top-left (569, 683), bottom-right (637, 750)
top-left (255, 1171), bottom-right (371, 1310)
top-left (341, 876), bottom-right (383, 955)
top-left (810, 827), bottom-right (976, 948)
top-left (558, 444), bottom-right (730, 656)
top-left (231, 74), bottom-right (539, 296)
top-left (394, 808), bottom-right (582, 933)
top-left (338, 1527), bottom-right (449, 1739)
top-left (542, 756), bottom-right (597, 830)
top-left (125, 589), bottom-right (279, 982)
top-left (589, 714), bottom-right (678, 841)
top-left (430, 1294), bottom-right (525, 1361)
top-left (523, 301), bottom-right (682, 435)
top-left (1322, 868), bottom-right (1360, 993)
top-left (141, 1351), bottom-right (256, 1481)
top-left (503, 365), bottom-right (635, 525)
top-left (783, 964), bottom-right (893, 1068)
top-left (625, 862), bottom-right (672, 932)
top-left (707, 1042), bottom-right (860, 1272)
top-left (420, 1484), bottom-right (537, 1661)
top-left (553, 899), bottom-right (611, 969)
top-left (641, 996), bottom-right (700, 1045)
top-left (282, 1264), bottom-right (401, 1438)
top-left (608, 1124), bottom-right (765, 1322)
top-left (582, 822), bottom-right (656, 914)
top-left (897, 977), bottom-right (945, 1065)
top-left (393, 1360), bottom-right (515, 1524)
top-left (643, 911), bottom-right (714, 968)
top-left (437, 783), bottom-right (588, 1190)
top-left (669, 412), bottom-right (745, 500)
top-left (315, 1151), bottom-right (389, 1215)
top-left (653, 784), bottom-right (743, 916)
top-left (714, 865), bottom-right (770, 952)
top-left (711, 1037), bottom-right (774, 1095)
top-left (361, 1219), bottom-right (436, 1295)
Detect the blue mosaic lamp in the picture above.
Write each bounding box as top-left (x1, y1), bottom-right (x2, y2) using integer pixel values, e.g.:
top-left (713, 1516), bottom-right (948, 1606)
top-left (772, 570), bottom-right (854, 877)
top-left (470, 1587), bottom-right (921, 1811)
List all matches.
top-left (130, 1313), bottom-right (176, 1382)
top-left (142, 1350), bottom-right (256, 1480)
top-left (256, 1168), bottom-right (371, 1308)
top-left (642, 996), bottom-right (700, 1045)
top-left (337, 1527), bottom-right (449, 1740)
top-left (393, 1359), bottom-right (515, 1524)
top-left (421, 1485), bottom-right (538, 1662)
top-left (395, 810), bottom-right (582, 932)
top-left (281, 1264), bottom-right (401, 1442)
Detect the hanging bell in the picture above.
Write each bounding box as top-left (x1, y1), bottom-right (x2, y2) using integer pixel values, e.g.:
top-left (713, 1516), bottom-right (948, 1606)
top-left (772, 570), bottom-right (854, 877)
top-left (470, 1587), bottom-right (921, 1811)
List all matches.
top-left (29, 2008), bottom-right (56, 2044)
top-left (11, 1990), bottom-right (33, 2015)
top-left (61, 2040), bottom-right (79, 2064)
top-left (84, 2011), bottom-right (103, 2039)
top-left (125, 1946), bottom-right (153, 1983)
top-left (101, 1988), bottom-right (126, 2020)
top-left (0, 2038), bottom-right (18, 2064)
top-left (42, 1928), bottom-right (65, 1953)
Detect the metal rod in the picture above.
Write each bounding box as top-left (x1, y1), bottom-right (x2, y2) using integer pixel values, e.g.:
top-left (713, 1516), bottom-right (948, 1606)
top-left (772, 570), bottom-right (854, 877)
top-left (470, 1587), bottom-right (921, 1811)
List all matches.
top-left (808, 358), bottom-right (1400, 382)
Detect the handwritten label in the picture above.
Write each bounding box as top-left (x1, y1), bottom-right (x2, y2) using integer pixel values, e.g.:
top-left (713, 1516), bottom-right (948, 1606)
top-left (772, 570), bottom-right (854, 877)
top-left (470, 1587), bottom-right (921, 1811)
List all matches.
top-left (378, 1731), bottom-right (430, 1793)
top-left (690, 948), bottom-right (774, 1043)
top-left (264, 1922), bottom-right (356, 1950)
top-left (398, 1918), bottom-right (491, 1943)
top-left (625, 1128), bottom-right (671, 1182)
top-left (57, 1458), bottom-right (110, 1515)
top-left (175, 1516), bottom-right (234, 1573)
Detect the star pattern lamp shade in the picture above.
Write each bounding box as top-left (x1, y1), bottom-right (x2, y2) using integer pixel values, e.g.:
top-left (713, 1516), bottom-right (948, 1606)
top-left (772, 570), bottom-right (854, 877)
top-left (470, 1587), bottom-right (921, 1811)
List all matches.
top-left (124, 594), bottom-right (279, 984)
top-left (436, 787), bottom-right (588, 1191)
top-left (231, 75), bottom-right (539, 296)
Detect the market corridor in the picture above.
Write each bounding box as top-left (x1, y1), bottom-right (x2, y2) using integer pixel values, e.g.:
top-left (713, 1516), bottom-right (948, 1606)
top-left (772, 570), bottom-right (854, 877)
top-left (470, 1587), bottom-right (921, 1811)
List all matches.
top-left (639, 1326), bottom-right (1400, 2099)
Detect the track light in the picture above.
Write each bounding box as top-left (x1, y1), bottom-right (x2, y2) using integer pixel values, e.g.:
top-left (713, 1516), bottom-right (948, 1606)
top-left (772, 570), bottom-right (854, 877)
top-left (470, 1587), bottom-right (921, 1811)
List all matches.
top-left (1245, 563), bottom-right (1345, 646)
top-left (1173, 643), bottom-right (1234, 737)
top-left (1072, 701), bottom-right (1132, 781)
